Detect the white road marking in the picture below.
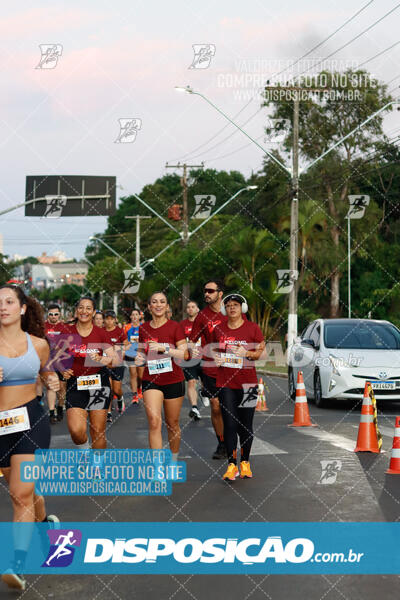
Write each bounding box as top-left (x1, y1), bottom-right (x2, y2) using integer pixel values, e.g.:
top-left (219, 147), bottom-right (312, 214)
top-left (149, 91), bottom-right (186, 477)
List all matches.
top-left (295, 428), bottom-right (356, 452)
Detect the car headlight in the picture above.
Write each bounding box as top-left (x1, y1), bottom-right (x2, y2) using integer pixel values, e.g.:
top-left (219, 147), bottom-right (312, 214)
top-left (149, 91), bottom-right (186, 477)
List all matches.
top-left (329, 354), bottom-right (359, 374)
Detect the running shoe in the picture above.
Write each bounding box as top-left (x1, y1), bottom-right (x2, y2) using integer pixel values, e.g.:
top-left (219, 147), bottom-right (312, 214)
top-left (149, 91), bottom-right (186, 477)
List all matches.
top-left (57, 406), bottom-right (64, 421)
top-left (222, 463), bottom-right (239, 482)
top-left (39, 514), bottom-right (60, 556)
top-left (49, 412), bottom-right (58, 425)
top-left (117, 398), bottom-right (125, 413)
top-left (138, 389), bottom-right (143, 399)
top-left (200, 392), bottom-right (210, 407)
top-left (212, 441), bottom-right (227, 460)
top-left (107, 412), bottom-right (112, 423)
top-left (189, 407), bottom-right (201, 421)
top-left (47, 514), bottom-right (60, 528)
top-left (2, 564), bottom-right (26, 591)
top-left (240, 461), bottom-right (253, 479)
top-left (131, 393), bottom-right (139, 404)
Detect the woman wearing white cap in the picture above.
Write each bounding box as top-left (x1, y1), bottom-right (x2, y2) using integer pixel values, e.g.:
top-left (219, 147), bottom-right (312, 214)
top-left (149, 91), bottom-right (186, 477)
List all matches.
top-left (213, 294), bottom-right (265, 482)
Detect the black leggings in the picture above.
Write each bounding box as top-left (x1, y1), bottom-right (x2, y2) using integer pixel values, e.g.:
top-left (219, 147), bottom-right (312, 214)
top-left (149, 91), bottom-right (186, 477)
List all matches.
top-left (219, 387), bottom-right (256, 464)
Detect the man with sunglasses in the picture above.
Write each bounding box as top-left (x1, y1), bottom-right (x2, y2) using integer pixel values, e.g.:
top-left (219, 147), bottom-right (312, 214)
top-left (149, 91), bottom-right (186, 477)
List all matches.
top-left (189, 280), bottom-right (227, 459)
top-left (44, 304), bottom-right (67, 424)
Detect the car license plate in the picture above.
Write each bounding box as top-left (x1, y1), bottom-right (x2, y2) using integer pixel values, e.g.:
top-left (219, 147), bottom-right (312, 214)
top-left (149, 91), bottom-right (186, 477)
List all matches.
top-left (371, 381), bottom-right (395, 390)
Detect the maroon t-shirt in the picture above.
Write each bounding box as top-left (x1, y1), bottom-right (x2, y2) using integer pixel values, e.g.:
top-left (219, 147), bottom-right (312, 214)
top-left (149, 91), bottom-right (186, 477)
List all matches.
top-left (189, 306), bottom-right (227, 378)
top-left (213, 320), bottom-right (264, 389)
top-left (64, 324), bottom-right (111, 377)
top-left (139, 320), bottom-right (185, 385)
top-left (45, 321), bottom-right (69, 346)
top-left (103, 326), bottom-right (127, 365)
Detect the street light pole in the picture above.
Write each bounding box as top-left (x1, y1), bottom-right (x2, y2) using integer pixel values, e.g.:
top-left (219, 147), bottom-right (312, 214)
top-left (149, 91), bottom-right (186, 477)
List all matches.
top-left (89, 236), bottom-right (136, 270)
top-left (125, 215), bottom-right (151, 270)
top-left (289, 94), bottom-right (299, 347)
top-left (347, 215), bottom-right (351, 318)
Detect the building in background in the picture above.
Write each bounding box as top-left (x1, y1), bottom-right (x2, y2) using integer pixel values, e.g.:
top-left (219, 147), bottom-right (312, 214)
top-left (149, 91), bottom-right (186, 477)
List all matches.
top-left (37, 250), bottom-right (71, 264)
top-left (31, 262), bottom-right (88, 289)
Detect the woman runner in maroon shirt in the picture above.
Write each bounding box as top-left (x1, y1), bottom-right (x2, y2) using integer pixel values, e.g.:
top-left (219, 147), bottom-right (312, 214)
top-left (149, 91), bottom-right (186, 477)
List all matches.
top-left (61, 297), bottom-right (115, 450)
top-left (136, 292), bottom-right (187, 460)
top-left (213, 294), bottom-right (265, 482)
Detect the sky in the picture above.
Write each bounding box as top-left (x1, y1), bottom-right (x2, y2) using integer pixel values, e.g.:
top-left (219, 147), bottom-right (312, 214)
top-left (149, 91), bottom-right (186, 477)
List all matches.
top-left (1, 0), bottom-right (399, 260)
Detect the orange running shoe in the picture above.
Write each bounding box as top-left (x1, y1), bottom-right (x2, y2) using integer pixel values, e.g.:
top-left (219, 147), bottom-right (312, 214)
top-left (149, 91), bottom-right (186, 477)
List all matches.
top-left (138, 389), bottom-right (143, 399)
top-left (222, 463), bottom-right (239, 482)
top-left (240, 461), bottom-right (253, 479)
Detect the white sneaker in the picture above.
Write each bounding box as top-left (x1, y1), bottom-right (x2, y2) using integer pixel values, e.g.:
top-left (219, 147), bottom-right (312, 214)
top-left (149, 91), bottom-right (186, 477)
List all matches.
top-left (189, 407), bottom-right (201, 421)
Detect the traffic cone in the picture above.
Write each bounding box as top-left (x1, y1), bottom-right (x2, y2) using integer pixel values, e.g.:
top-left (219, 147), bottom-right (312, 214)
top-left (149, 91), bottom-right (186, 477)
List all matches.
top-left (256, 378), bottom-right (268, 412)
top-left (288, 371), bottom-right (316, 427)
top-left (354, 381), bottom-right (382, 453)
top-left (386, 416), bottom-right (400, 473)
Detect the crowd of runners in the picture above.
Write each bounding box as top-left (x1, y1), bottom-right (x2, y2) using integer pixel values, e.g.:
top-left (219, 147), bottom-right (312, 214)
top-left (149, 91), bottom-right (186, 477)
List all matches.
top-left (0, 280), bottom-right (265, 590)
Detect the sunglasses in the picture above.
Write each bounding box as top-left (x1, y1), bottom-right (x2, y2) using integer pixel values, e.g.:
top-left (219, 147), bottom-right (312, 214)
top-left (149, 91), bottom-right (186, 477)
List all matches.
top-left (204, 288), bottom-right (219, 294)
top-left (48, 312), bottom-right (60, 316)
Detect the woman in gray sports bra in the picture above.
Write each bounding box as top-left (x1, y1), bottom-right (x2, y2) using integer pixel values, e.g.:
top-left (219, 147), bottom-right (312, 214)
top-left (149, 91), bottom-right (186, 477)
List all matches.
top-left (0, 285), bottom-right (61, 591)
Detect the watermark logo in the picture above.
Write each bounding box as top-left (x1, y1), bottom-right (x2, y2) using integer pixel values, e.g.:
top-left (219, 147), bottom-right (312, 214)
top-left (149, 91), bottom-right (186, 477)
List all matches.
top-left (318, 460), bottom-right (342, 485)
top-left (87, 386), bottom-right (111, 410)
top-left (193, 194), bottom-right (216, 218)
top-left (115, 118), bottom-right (142, 144)
top-left (42, 195), bottom-right (67, 218)
top-left (122, 269), bottom-right (145, 294)
top-left (42, 529), bottom-right (82, 567)
top-left (239, 384), bottom-right (259, 408)
top-left (265, 118), bottom-right (290, 143)
top-left (36, 44), bottom-right (63, 69)
top-left (275, 270), bottom-right (298, 294)
top-left (347, 195), bottom-right (370, 219)
top-left (189, 44), bottom-right (216, 69)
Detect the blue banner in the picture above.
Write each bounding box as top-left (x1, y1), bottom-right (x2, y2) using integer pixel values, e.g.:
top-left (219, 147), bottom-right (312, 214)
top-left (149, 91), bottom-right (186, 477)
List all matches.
top-left (1, 522), bottom-right (398, 574)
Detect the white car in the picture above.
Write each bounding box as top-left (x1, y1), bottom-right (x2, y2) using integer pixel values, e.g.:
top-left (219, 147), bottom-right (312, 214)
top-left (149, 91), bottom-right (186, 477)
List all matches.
top-left (288, 318), bottom-right (400, 407)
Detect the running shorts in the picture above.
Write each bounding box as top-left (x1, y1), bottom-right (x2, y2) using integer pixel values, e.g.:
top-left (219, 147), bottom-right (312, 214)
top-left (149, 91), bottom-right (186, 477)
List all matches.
top-left (142, 380), bottom-right (185, 400)
top-left (65, 371), bottom-right (111, 411)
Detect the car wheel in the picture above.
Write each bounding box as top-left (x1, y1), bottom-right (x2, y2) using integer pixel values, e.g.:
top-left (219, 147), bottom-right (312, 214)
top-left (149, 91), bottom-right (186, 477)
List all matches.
top-left (314, 370), bottom-right (326, 408)
top-left (288, 368), bottom-right (296, 401)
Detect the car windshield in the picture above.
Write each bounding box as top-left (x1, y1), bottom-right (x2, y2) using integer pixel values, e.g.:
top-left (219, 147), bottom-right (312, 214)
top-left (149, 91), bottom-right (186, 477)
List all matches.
top-left (324, 322), bottom-right (400, 350)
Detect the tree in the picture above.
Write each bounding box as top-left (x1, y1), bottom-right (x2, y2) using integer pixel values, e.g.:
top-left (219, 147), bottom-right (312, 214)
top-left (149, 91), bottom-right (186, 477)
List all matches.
top-left (264, 69), bottom-right (392, 316)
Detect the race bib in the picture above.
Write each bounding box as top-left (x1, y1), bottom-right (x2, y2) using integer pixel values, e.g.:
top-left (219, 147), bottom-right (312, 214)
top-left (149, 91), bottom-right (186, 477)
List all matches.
top-left (77, 374), bottom-right (101, 390)
top-left (148, 357), bottom-right (173, 375)
top-left (0, 406), bottom-right (30, 436)
top-left (129, 335), bottom-right (139, 343)
top-left (222, 353), bottom-right (243, 369)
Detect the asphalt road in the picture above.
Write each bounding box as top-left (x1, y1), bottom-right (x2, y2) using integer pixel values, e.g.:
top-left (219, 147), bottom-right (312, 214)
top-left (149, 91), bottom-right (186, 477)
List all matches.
top-left (1, 375), bottom-right (400, 599)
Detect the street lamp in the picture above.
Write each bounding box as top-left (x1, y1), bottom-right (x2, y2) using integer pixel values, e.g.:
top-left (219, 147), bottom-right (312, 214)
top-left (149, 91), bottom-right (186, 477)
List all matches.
top-left (89, 236), bottom-right (135, 270)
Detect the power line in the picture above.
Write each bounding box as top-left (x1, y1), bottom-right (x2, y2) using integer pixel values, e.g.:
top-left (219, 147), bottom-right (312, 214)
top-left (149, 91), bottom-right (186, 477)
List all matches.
top-left (298, 2), bottom-right (400, 76)
top-left (271, 0), bottom-right (375, 81)
top-left (357, 39), bottom-right (400, 69)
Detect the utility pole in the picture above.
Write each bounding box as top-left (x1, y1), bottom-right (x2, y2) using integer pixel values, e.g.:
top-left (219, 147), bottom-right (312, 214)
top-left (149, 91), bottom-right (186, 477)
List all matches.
top-left (165, 161), bottom-right (204, 317)
top-left (264, 86), bottom-right (326, 347)
top-left (125, 215), bottom-right (151, 269)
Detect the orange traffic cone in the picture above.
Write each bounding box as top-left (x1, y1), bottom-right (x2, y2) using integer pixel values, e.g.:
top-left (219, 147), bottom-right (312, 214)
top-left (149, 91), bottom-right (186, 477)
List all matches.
top-left (386, 416), bottom-right (400, 473)
top-left (256, 378), bottom-right (268, 412)
top-left (354, 382), bottom-right (382, 453)
top-left (288, 371), bottom-right (316, 427)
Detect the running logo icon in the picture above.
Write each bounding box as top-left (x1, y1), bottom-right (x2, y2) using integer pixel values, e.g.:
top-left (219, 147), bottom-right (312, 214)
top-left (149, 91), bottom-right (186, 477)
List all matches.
top-left (115, 118), bottom-right (142, 143)
top-left (189, 44), bottom-right (216, 69)
top-left (36, 44), bottom-right (63, 69)
top-left (193, 195), bottom-right (216, 219)
top-left (42, 529), bottom-right (82, 568)
top-left (347, 195), bottom-right (370, 219)
top-left (318, 460), bottom-right (342, 485)
top-left (43, 195), bottom-right (67, 218)
top-left (121, 269), bottom-right (145, 294)
top-left (275, 270), bottom-right (298, 294)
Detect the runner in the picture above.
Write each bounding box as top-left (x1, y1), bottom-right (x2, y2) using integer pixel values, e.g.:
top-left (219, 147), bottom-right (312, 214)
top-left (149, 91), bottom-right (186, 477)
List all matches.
top-left (213, 294), bottom-right (265, 481)
top-left (136, 292), bottom-right (186, 459)
top-left (93, 310), bottom-right (104, 328)
top-left (103, 310), bottom-right (127, 419)
top-left (189, 279), bottom-right (227, 459)
top-left (180, 300), bottom-right (202, 421)
top-left (61, 297), bottom-right (115, 450)
top-left (0, 285), bottom-right (60, 591)
top-left (44, 303), bottom-right (67, 424)
top-left (124, 308), bottom-right (142, 404)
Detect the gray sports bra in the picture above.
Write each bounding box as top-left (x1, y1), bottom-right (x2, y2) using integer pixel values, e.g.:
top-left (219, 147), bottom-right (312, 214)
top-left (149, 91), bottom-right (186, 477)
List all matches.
top-left (0, 332), bottom-right (40, 387)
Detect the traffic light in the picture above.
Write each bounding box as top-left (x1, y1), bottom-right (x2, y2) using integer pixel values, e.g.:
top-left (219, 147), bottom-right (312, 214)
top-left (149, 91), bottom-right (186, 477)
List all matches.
top-left (168, 204), bottom-right (182, 221)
